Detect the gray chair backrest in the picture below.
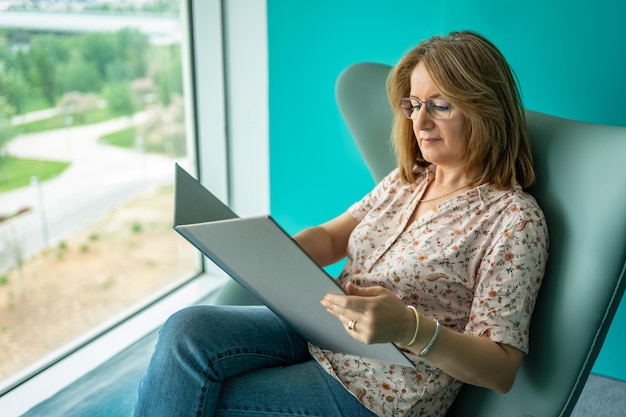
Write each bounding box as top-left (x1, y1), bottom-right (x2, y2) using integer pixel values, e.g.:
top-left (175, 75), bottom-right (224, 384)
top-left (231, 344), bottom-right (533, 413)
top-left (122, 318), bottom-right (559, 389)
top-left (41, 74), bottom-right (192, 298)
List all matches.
top-left (336, 62), bottom-right (626, 417)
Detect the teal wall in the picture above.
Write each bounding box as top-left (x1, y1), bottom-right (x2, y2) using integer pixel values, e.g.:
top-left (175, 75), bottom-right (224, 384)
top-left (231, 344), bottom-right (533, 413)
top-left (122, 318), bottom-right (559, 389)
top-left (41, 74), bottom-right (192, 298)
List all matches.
top-left (267, 0), bottom-right (626, 379)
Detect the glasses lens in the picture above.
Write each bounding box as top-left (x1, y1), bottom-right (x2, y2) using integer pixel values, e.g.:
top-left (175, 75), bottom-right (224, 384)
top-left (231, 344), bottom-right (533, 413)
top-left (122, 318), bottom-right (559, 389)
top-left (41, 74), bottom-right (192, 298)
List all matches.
top-left (427, 98), bottom-right (451, 120)
top-left (400, 98), bottom-right (414, 119)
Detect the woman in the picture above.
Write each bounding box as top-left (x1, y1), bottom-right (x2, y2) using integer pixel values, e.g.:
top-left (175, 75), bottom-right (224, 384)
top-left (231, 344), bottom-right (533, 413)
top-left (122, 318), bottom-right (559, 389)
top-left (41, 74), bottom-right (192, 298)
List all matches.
top-left (133, 31), bottom-right (548, 417)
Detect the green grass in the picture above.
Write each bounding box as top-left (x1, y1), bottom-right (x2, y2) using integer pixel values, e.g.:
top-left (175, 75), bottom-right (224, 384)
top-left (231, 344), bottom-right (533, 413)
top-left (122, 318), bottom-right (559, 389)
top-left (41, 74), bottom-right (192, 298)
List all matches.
top-left (15, 108), bottom-right (116, 135)
top-left (0, 157), bottom-right (71, 193)
top-left (99, 127), bottom-right (136, 148)
top-left (21, 97), bottom-right (50, 114)
top-left (100, 126), bottom-right (177, 155)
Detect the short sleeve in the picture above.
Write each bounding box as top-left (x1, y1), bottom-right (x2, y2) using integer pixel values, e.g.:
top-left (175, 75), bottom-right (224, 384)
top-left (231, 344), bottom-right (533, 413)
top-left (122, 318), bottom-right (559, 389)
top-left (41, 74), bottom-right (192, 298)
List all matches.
top-left (465, 201), bottom-right (549, 353)
top-left (347, 168), bottom-right (401, 222)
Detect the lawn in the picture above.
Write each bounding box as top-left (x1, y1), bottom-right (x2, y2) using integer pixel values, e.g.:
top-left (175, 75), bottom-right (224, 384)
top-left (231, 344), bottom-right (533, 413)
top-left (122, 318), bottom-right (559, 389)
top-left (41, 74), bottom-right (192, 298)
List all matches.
top-left (99, 126), bottom-right (137, 148)
top-left (99, 126), bottom-right (179, 155)
top-left (15, 108), bottom-right (115, 135)
top-left (0, 157), bottom-right (71, 193)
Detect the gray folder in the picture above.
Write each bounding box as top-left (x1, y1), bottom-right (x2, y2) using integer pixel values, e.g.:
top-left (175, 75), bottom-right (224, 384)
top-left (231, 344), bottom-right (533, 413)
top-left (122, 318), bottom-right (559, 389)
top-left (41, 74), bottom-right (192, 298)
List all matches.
top-left (173, 164), bottom-right (414, 367)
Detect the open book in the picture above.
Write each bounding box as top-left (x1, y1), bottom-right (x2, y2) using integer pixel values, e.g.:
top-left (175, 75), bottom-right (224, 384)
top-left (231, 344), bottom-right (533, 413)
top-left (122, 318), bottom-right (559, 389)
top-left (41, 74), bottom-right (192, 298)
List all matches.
top-left (173, 164), bottom-right (414, 367)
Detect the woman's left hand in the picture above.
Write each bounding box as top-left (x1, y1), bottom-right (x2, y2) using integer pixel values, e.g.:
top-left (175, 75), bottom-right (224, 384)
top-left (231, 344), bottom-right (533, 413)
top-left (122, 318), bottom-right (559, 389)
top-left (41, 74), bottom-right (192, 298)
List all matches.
top-left (321, 283), bottom-right (414, 345)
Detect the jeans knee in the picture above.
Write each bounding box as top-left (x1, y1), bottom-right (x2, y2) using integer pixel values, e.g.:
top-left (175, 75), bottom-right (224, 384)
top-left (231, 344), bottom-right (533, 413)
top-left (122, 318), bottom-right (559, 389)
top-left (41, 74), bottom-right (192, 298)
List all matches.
top-left (159, 305), bottom-right (211, 344)
top-left (152, 306), bottom-right (223, 374)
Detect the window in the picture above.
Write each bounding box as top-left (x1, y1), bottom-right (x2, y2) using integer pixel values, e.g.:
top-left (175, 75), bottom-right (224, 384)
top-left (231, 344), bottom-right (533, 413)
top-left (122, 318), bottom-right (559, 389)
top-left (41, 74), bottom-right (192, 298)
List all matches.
top-left (0, 0), bottom-right (203, 394)
top-left (0, 1), bottom-right (268, 412)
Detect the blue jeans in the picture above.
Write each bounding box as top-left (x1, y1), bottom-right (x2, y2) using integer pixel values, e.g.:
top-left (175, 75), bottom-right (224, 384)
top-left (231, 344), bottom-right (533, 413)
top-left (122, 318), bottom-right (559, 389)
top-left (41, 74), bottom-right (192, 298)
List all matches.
top-left (132, 305), bottom-right (377, 417)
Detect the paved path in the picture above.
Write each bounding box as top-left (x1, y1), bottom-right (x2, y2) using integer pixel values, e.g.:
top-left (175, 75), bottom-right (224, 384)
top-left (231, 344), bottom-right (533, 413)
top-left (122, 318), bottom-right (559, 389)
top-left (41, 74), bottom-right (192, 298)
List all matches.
top-left (10, 107), bottom-right (59, 126)
top-left (0, 111), bottom-right (187, 272)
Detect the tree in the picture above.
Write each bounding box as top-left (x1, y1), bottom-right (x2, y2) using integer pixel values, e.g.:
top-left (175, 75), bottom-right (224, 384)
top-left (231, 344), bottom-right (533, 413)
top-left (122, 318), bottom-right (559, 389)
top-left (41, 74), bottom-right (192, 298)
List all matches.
top-left (0, 63), bottom-right (28, 114)
top-left (154, 45), bottom-right (183, 106)
top-left (104, 83), bottom-right (137, 119)
top-left (29, 43), bottom-right (57, 106)
top-left (138, 93), bottom-right (186, 156)
top-left (114, 28), bottom-right (150, 80)
top-left (105, 58), bottom-right (130, 83)
top-left (58, 52), bottom-right (103, 94)
top-left (15, 48), bottom-right (31, 82)
top-left (131, 77), bottom-right (157, 105)
top-left (80, 33), bottom-right (116, 80)
top-left (0, 96), bottom-right (16, 152)
top-left (58, 91), bottom-right (101, 124)
top-left (0, 96), bottom-right (17, 180)
top-left (27, 34), bottom-right (72, 105)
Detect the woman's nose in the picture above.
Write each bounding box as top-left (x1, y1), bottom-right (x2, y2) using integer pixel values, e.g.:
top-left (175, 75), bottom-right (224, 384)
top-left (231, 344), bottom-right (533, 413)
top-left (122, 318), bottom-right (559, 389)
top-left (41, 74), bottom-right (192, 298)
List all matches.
top-left (412, 105), bottom-right (433, 129)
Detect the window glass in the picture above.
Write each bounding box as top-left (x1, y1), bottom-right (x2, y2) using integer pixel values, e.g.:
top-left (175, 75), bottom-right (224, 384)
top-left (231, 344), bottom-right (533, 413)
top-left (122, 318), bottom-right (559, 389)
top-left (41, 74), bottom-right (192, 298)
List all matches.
top-left (0, 0), bottom-right (200, 388)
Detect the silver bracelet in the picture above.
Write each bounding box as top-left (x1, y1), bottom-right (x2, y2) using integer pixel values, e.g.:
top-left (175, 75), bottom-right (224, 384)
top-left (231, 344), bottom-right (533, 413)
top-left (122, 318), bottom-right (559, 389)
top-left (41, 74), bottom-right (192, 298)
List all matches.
top-left (418, 320), bottom-right (440, 356)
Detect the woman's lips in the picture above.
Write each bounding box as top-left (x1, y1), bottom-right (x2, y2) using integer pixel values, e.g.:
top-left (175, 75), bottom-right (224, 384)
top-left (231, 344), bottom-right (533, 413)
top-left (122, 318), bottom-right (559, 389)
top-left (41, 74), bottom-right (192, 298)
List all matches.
top-left (420, 137), bottom-right (441, 145)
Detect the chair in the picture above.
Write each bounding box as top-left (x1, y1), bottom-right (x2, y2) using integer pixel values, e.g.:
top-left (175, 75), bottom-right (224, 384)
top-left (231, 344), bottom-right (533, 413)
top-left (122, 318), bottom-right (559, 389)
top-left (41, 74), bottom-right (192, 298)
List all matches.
top-left (214, 61), bottom-right (626, 416)
top-left (336, 62), bottom-right (626, 417)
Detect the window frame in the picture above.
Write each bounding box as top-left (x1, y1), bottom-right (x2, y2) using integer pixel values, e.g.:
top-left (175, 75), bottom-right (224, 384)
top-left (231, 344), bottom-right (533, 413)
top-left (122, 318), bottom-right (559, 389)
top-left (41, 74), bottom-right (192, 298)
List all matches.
top-left (0, 0), bottom-right (269, 413)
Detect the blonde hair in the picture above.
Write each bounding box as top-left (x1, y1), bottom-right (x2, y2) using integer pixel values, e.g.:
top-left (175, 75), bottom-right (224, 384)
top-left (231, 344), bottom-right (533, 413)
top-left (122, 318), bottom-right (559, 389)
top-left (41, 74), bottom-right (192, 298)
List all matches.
top-left (387, 31), bottom-right (535, 189)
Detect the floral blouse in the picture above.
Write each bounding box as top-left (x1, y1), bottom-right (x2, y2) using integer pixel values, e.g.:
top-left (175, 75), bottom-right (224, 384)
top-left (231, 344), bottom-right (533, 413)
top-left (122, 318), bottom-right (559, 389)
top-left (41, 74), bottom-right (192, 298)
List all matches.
top-left (309, 167), bottom-right (549, 417)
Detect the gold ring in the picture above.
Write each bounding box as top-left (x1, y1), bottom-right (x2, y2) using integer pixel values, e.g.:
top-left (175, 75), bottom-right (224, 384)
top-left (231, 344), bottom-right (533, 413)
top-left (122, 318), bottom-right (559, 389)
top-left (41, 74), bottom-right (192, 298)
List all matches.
top-left (348, 319), bottom-right (357, 331)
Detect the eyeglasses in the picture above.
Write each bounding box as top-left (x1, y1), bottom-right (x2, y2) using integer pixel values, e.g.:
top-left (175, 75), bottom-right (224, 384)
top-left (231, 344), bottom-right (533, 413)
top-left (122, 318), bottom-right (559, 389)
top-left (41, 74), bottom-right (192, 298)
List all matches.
top-left (400, 97), bottom-right (452, 120)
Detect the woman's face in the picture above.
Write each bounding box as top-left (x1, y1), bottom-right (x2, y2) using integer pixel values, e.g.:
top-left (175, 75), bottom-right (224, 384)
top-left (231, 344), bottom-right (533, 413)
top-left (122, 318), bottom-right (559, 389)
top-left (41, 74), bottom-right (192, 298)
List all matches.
top-left (409, 62), bottom-right (469, 169)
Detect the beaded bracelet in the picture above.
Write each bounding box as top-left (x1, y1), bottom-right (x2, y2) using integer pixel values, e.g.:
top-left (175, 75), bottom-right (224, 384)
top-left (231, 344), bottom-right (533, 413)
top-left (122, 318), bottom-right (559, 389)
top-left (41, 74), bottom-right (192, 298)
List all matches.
top-left (418, 320), bottom-right (440, 357)
top-left (404, 306), bottom-right (420, 347)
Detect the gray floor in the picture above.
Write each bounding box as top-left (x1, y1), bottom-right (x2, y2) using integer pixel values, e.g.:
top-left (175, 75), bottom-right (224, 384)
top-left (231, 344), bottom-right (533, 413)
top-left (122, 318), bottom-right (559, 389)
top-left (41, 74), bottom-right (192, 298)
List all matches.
top-left (571, 373), bottom-right (626, 417)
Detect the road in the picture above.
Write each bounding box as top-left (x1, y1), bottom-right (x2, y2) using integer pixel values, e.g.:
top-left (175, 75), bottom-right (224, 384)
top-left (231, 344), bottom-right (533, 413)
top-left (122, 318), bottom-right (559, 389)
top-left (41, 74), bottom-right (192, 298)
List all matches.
top-left (0, 111), bottom-right (187, 273)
